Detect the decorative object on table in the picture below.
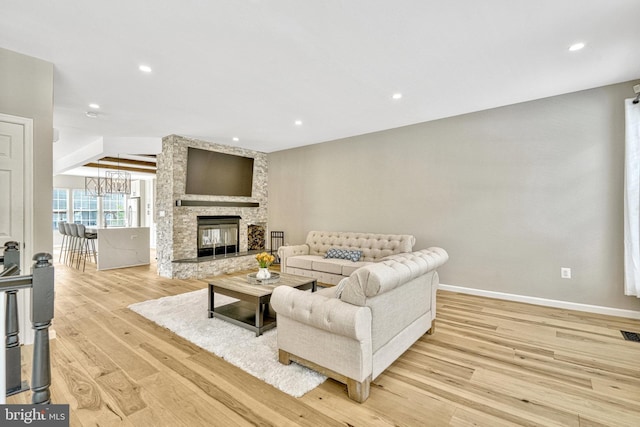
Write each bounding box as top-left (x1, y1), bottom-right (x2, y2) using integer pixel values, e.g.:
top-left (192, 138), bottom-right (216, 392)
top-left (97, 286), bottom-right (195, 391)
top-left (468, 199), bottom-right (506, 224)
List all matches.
top-left (247, 271), bottom-right (280, 285)
top-left (255, 252), bottom-right (275, 279)
top-left (255, 268), bottom-right (270, 280)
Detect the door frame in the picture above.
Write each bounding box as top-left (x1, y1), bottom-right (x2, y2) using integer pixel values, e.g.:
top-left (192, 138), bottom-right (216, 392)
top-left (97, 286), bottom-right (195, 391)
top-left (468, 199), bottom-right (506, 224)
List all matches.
top-left (0, 113), bottom-right (34, 268)
top-left (0, 113), bottom-right (34, 350)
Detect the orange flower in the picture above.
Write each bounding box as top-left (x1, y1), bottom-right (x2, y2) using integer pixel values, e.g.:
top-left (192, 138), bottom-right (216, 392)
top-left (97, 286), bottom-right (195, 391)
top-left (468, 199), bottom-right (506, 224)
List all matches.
top-left (256, 252), bottom-right (275, 268)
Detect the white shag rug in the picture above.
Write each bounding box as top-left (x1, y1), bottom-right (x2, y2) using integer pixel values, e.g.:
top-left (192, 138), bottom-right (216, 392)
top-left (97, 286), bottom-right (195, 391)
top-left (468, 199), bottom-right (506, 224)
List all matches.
top-left (128, 288), bottom-right (326, 397)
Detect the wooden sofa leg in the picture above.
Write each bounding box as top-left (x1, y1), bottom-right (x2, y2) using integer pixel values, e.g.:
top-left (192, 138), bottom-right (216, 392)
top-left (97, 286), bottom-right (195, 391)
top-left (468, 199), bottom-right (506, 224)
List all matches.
top-left (426, 320), bottom-right (436, 335)
top-left (278, 349), bottom-right (292, 365)
top-left (346, 377), bottom-right (371, 403)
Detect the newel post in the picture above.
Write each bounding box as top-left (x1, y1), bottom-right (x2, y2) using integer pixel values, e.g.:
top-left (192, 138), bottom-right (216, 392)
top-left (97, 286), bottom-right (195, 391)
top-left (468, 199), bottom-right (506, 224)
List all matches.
top-left (3, 241), bottom-right (20, 272)
top-left (30, 252), bottom-right (54, 404)
top-left (4, 241), bottom-right (27, 396)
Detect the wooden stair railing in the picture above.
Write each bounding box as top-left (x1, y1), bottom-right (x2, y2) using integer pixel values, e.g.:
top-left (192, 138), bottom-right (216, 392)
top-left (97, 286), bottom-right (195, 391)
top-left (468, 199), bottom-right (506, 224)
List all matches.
top-left (1, 241), bottom-right (54, 404)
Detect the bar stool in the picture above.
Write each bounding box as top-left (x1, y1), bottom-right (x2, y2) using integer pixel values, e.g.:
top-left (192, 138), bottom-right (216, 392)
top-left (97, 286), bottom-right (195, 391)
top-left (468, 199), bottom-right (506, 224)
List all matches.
top-left (75, 224), bottom-right (87, 271)
top-left (57, 221), bottom-right (68, 262)
top-left (86, 229), bottom-right (98, 264)
top-left (67, 223), bottom-right (80, 267)
top-left (63, 223), bottom-right (74, 265)
top-left (76, 224), bottom-right (97, 271)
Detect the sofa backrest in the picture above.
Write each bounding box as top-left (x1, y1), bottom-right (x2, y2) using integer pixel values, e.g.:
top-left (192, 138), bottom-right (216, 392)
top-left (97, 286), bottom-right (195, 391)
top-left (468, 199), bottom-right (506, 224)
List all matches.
top-left (338, 248), bottom-right (448, 353)
top-left (338, 247), bottom-right (448, 306)
top-left (305, 231), bottom-right (416, 262)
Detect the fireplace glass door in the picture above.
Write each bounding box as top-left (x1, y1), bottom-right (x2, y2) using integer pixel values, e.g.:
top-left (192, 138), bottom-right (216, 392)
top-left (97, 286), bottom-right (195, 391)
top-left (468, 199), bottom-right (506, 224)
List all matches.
top-left (197, 216), bottom-right (240, 257)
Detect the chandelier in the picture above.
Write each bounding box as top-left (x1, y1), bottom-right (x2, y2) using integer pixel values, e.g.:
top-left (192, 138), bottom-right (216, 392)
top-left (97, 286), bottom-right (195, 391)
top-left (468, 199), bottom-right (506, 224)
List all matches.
top-left (105, 170), bottom-right (131, 194)
top-left (84, 157), bottom-right (131, 196)
top-left (84, 176), bottom-right (106, 197)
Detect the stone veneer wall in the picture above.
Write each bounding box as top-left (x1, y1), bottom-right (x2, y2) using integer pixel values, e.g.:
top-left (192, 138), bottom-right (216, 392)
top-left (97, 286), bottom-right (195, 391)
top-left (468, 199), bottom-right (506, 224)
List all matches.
top-left (156, 135), bottom-right (268, 278)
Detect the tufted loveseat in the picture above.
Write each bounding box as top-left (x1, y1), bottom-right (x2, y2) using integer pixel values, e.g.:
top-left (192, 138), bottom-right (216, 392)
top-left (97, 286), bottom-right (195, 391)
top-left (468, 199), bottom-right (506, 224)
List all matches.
top-left (271, 248), bottom-right (449, 402)
top-left (277, 231), bottom-right (416, 285)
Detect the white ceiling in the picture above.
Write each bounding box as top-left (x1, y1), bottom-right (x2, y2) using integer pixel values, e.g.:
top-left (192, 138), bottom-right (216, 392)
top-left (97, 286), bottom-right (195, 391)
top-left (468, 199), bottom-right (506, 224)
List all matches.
top-left (1, 0), bottom-right (640, 165)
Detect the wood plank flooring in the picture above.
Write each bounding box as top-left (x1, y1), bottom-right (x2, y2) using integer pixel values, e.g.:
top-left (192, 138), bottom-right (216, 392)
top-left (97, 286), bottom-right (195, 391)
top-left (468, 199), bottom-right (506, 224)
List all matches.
top-left (9, 255), bottom-right (640, 426)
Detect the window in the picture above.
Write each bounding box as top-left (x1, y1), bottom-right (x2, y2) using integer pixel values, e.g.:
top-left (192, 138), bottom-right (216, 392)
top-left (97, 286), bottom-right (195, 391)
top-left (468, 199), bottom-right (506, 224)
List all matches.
top-left (52, 188), bottom-right (68, 229)
top-left (72, 189), bottom-right (98, 227)
top-left (103, 193), bottom-right (126, 227)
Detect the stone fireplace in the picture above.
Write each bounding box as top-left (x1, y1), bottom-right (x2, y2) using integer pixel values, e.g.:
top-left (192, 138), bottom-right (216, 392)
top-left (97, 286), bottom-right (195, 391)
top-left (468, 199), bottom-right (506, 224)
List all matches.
top-left (156, 135), bottom-right (269, 279)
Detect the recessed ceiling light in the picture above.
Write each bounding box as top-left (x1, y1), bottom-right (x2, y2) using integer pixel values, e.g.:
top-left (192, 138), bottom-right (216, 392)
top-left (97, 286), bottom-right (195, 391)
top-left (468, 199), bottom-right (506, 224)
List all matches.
top-left (139, 64), bottom-right (152, 73)
top-left (232, 137), bottom-right (239, 142)
top-left (294, 120), bottom-right (303, 126)
top-left (88, 103), bottom-right (100, 109)
top-left (569, 42), bottom-right (585, 52)
top-left (392, 93), bottom-right (403, 100)
top-left (85, 111), bottom-right (98, 118)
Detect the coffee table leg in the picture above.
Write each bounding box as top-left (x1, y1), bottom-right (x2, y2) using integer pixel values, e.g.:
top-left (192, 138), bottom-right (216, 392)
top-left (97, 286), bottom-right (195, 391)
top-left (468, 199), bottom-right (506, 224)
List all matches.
top-left (255, 303), bottom-right (263, 337)
top-left (208, 284), bottom-right (214, 318)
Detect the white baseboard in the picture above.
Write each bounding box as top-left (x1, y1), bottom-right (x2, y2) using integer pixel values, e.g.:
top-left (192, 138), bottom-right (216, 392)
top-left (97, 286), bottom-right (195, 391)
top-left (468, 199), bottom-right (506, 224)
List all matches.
top-left (438, 283), bottom-right (640, 320)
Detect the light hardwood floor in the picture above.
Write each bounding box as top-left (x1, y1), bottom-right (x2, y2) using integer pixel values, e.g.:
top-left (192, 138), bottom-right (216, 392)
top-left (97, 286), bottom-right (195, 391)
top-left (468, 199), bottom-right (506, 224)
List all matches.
top-left (9, 255), bottom-right (640, 426)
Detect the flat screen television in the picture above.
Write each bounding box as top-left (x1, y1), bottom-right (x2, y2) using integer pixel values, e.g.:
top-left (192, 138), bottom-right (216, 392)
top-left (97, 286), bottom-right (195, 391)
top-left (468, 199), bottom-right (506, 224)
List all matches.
top-left (185, 147), bottom-right (254, 197)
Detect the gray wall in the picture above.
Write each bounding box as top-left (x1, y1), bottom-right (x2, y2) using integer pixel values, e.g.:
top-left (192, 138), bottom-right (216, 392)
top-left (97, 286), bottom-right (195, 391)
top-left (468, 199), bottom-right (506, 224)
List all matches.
top-left (0, 47), bottom-right (54, 257)
top-left (268, 80), bottom-right (640, 311)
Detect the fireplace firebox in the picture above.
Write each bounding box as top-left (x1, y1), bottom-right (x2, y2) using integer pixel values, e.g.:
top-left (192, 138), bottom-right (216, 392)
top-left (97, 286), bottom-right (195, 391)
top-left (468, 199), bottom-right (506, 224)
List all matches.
top-left (197, 216), bottom-right (241, 257)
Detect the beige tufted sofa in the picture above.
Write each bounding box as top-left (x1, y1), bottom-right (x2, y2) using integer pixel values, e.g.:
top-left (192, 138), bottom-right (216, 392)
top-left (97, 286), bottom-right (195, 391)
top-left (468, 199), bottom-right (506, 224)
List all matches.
top-left (277, 231), bottom-right (416, 285)
top-left (271, 248), bottom-right (449, 402)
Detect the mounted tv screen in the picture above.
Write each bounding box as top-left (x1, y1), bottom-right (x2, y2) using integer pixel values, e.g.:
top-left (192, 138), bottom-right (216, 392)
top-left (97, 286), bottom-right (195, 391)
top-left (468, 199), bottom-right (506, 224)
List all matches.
top-left (185, 147), bottom-right (254, 197)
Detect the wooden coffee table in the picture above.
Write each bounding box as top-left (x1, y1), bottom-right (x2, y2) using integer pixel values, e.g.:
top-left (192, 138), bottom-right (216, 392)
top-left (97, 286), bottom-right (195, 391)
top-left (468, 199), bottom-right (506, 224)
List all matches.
top-left (208, 272), bottom-right (317, 336)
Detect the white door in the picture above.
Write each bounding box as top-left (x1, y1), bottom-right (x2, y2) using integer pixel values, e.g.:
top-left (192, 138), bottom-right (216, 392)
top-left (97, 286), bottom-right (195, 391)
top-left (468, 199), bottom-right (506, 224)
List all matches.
top-left (0, 117), bottom-right (28, 402)
top-left (0, 119), bottom-right (24, 259)
top-left (0, 114), bottom-right (34, 352)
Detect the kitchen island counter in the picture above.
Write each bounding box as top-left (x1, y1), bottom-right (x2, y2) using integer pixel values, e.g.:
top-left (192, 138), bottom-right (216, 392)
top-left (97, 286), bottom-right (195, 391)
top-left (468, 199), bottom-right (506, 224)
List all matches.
top-left (97, 227), bottom-right (150, 270)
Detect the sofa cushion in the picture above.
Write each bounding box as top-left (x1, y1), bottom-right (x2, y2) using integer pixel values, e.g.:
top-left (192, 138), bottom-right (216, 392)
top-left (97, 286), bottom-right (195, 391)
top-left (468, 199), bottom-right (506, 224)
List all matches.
top-left (286, 255), bottom-right (318, 270)
top-left (288, 253), bottom-right (371, 277)
top-left (325, 248), bottom-right (362, 262)
top-left (315, 286), bottom-right (338, 298)
top-left (341, 261), bottom-right (372, 276)
top-left (311, 259), bottom-right (344, 275)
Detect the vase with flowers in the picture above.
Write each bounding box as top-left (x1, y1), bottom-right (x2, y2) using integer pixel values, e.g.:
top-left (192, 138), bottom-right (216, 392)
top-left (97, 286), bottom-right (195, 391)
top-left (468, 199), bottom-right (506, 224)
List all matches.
top-left (255, 252), bottom-right (275, 280)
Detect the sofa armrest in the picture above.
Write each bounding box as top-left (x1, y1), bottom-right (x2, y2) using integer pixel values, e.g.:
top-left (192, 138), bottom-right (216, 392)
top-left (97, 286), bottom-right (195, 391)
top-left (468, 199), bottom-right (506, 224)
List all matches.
top-left (277, 244), bottom-right (310, 271)
top-left (271, 286), bottom-right (371, 341)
